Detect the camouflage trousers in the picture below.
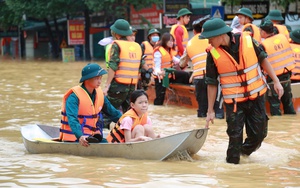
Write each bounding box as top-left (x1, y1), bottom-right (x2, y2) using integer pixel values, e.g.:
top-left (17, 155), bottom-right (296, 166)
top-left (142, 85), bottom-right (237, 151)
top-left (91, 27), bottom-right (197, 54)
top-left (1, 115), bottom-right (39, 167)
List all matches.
top-left (267, 78), bottom-right (296, 116)
top-left (103, 89), bottom-right (134, 129)
top-left (224, 95), bottom-right (268, 164)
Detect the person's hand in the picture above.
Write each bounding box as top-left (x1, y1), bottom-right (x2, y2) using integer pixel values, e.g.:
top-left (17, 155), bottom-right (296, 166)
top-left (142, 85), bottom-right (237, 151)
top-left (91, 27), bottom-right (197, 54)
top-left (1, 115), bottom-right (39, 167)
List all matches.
top-left (273, 81), bottom-right (284, 99)
top-left (205, 112), bottom-right (215, 128)
top-left (103, 84), bottom-right (110, 96)
top-left (189, 75), bottom-right (193, 83)
top-left (79, 136), bottom-right (89, 147)
top-left (158, 70), bottom-right (165, 77)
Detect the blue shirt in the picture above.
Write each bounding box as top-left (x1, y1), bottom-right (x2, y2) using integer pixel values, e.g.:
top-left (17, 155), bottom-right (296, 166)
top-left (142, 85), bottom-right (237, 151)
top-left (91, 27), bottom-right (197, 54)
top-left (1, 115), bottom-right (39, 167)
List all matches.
top-left (65, 84), bottom-right (121, 139)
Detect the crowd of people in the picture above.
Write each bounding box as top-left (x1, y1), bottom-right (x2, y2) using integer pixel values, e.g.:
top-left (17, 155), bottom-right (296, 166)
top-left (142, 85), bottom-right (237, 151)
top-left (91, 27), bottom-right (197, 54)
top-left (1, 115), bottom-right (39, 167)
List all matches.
top-left (58, 7), bottom-right (299, 165)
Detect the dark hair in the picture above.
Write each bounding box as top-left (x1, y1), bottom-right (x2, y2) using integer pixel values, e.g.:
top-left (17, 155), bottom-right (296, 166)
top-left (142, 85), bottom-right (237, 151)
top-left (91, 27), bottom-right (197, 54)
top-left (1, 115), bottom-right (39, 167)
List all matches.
top-left (130, 89), bottom-right (148, 103)
top-left (193, 24), bottom-right (202, 33)
top-left (154, 32), bottom-right (175, 50)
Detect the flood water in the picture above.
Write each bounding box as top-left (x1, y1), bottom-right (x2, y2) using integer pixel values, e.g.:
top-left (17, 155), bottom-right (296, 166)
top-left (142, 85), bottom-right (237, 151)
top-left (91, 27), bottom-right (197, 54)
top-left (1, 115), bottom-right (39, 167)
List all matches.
top-left (0, 60), bottom-right (300, 187)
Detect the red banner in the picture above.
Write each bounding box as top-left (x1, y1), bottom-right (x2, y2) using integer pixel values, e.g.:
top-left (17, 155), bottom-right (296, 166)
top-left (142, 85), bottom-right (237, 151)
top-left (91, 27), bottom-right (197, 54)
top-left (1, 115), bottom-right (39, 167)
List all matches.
top-left (130, 4), bottom-right (163, 29)
top-left (67, 20), bottom-right (85, 45)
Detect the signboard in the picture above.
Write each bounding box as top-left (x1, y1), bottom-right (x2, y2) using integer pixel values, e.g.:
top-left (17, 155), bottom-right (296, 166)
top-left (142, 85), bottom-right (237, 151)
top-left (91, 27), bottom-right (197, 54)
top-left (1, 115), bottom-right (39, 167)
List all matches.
top-left (165, 0), bottom-right (189, 13)
top-left (130, 4), bottom-right (164, 29)
top-left (62, 48), bottom-right (75, 62)
top-left (211, 6), bottom-right (224, 19)
top-left (161, 13), bottom-right (178, 28)
top-left (67, 20), bottom-right (85, 45)
top-left (224, 1), bottom-right (269, 20)
top-left (0, 26), bottom-right (18, 37)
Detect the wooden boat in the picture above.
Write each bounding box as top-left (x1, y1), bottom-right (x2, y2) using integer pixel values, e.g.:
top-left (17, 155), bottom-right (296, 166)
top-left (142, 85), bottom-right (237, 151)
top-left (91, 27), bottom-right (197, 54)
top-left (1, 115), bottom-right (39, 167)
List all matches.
top-left (21, 124), bottom-right (208, 161)
top-left (147, 82), bottom-right (300, 113)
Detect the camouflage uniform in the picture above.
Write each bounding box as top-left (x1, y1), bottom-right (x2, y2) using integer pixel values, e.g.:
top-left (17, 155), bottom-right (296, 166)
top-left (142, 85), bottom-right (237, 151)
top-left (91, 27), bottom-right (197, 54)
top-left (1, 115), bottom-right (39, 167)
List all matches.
top-left (104, 37), bottom-right (145, 128)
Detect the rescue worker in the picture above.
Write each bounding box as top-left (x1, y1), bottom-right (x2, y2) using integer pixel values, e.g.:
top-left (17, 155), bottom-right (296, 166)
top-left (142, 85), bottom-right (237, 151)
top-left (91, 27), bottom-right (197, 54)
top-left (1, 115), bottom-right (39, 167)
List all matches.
top-left (101, 26), bottom-right (137, 69)
top-left (59, 63), bottom-right (121, 147)
top-left (138, 28), bottom-right (160, 90)
top-left (153, 32), bottom-right (190, 105)
top-left (201, 18), bottom-right (284, 164)
top-left (141, 28), bottom-right (161, 69)
top-left (179, 15), bottom-right (224, 119)
top-left (265, 9), bottom-right (290, 40)
top-left (236, 7), bottom-right (261, 42)
top-left (170, 8), bottom-right (192, 58)
top-left (259, 19), bottom-right (296, 115)
top-left (103, 19), bottom-right (148, 129)
top-left (290, 29), bottom-right (300, 82)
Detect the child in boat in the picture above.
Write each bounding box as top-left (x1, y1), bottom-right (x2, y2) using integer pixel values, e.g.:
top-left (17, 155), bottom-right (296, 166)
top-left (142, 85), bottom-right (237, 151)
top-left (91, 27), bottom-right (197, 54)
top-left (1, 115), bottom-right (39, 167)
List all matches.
top-left (107, 89), bottom-right (160, 143)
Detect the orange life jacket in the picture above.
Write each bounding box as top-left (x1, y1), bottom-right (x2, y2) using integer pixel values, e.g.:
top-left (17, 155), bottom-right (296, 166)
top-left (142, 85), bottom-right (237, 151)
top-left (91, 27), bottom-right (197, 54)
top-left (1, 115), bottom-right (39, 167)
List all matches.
top-left (210, 33), bottom-right (268, 106)
top-left (186, 33), bottom-right (208, 77)
top-left (106, 109), bottom-right (148, 143)
top-left (170, 24), bottom-right (189, 56)
top-left (243, 23), bottom-right (261, 43)
top-left (142, 41), bottom-right (154, 69)
top-left (290, 43), bottom-right (300, 81)
top-left (59, 86), bottom-right (104, 141)
top-left (261, 33), bottom-right (295, 76)
top-left (114, 40), bottom-right (142, 85)
top-left (153, 46), bottom-right (176, 78)
top-left (274, 24), bottom-right (290, 40)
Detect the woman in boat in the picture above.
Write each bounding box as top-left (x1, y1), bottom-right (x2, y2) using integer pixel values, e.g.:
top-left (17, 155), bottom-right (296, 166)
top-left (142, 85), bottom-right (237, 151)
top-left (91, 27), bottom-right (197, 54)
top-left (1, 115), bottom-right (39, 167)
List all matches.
top-left (153, 32), bottom-right (190, 105)
top-left (107, 90), bottom-right (160, 143)
top-left (59, 63), bottom-right (121, 147)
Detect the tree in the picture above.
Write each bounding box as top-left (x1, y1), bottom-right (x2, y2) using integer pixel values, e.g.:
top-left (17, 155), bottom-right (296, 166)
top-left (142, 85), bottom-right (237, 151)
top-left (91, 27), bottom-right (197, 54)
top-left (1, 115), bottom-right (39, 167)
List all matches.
top-left (3, 0), bottom-right (162, 60)
top-left (5, 0), bottom-right (88, 59)
top-left (0, 1), bottom-right (23, 30)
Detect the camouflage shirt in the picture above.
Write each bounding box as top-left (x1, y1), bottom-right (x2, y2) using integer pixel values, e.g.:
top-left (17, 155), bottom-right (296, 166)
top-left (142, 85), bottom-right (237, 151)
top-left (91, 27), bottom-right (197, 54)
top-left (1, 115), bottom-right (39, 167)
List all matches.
top-left (108, 37), bottom-right (145, 92)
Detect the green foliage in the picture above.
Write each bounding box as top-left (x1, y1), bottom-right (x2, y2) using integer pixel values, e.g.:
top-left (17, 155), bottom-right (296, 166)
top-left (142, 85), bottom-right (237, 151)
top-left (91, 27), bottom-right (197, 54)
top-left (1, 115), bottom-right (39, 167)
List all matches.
top-left (0, 1), bottom-right (23, 29)
top-left (6, 0), bottom-right (86, 21)
top-left (2, 0), bottom-right (162, 28)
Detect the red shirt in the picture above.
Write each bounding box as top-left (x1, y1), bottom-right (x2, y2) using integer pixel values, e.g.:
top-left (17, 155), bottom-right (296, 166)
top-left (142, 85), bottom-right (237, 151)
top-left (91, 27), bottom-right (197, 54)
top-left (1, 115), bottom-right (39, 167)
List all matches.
top-left (174, 26), bottom-right (184, 56)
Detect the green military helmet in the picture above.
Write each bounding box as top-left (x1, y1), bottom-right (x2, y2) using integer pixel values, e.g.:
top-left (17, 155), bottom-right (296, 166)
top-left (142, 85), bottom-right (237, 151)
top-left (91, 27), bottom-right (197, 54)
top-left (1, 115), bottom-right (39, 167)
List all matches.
top-left (176, 8), bottom-right (192, 19)
top-left (265, 10), bottom-right (284, 21)
top-left (290, 29), bottom-right (300, 44)
top-left (110, 19), bottom-right (133, 36)
top-left (236, 7), bottom-right (253, 21)
top-left (130, 26), bottom-right (137, 34)
top-left (199, 18), bottom-right (232, 39)
top-left (259, 19), bottom-right (274, 33)
top-left (79, 63), bottom-right (107, 83)
top-left (148, 28), bottom-right (160, 37)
